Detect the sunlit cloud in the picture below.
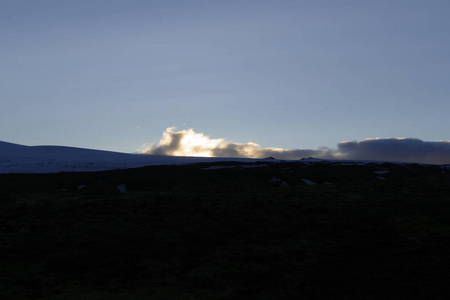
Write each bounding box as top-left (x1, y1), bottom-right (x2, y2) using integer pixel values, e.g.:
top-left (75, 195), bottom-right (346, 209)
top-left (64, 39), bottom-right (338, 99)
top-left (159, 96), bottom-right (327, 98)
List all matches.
top-left (141, 127), bottom-right (450, 164)
top-left (141, 127), bottom-right (222, 157)
top-left (141, 127), bottom-right (335, 159)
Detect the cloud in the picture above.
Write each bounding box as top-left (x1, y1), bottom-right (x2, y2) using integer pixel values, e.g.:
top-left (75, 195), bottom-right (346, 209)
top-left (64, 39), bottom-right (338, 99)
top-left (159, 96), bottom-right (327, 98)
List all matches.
top-left (141, 127), bottom-right (224, 157)
top-left (142, 127), bottom-right (450, 164)
top-left (337, 138), bottom-right (450, 164)
top-left (142, 127), bottom-right (334, 159)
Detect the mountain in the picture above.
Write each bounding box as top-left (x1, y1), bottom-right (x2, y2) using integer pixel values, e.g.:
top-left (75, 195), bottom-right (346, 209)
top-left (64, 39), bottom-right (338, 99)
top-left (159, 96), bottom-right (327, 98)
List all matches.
top-left (0, 140), bottom-right (28, 150)
top-left (2, 140), bottom-right (449, 174)
top-left (0, 141), bottom-right (260, 174)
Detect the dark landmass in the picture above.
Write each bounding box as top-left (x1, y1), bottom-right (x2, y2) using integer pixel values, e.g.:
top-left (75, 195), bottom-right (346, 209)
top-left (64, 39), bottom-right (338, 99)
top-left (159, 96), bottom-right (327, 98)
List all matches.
top-left (1, 160), bottom-right (450, 299)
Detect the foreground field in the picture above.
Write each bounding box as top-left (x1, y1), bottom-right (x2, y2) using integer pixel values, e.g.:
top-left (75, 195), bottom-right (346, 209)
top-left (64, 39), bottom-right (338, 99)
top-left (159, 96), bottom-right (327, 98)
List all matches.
top-left (1, 161), bottom-right (450, 299)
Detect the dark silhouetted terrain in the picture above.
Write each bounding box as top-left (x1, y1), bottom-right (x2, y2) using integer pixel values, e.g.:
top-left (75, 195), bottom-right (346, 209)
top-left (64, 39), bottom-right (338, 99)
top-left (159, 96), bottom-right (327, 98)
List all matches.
top-left (2, 160), bottom-right (450, 299)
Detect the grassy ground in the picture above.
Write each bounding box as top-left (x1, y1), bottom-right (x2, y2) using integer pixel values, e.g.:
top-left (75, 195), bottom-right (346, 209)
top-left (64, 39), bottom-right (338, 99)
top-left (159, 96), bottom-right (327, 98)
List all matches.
top-left (1, 162), bottom-right (450, 299)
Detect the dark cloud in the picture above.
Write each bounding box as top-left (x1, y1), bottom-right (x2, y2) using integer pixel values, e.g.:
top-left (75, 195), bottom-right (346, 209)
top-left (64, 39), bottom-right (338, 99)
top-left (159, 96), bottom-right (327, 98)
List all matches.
top-left (210, 143), bottom-right (334, 160)
top-left (142, 128), bottom-right (450, 164)
top-left (337, 138), bottom-right (450, 164)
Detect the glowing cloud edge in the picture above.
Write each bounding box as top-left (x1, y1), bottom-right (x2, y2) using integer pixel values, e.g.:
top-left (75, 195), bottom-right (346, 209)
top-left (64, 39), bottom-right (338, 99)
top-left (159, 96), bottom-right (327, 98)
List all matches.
top-left (141, 127), bottom-right (450, 165)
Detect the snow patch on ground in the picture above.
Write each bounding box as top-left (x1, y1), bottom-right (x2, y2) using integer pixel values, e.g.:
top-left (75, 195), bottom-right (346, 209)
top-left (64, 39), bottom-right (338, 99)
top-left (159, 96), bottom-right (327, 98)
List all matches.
top-left (116, 184), bottom-right (127, 194)
top-left (374, 171), bottom-right (390, 174)
top-left (301, 179), bottom-right (317, 186)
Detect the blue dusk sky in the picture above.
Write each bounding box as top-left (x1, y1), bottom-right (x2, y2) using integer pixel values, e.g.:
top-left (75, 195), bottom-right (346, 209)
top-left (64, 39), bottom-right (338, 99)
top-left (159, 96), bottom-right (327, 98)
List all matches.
top-left (1, 0), bottom-right (450, 157)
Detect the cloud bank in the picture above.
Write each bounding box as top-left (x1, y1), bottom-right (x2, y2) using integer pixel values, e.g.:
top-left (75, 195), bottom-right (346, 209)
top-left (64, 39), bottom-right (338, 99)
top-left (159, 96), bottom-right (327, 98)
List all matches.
top-left (141, 127), bottom-right (450, 165)
top-left (337, 138), bottom-right (450, 165)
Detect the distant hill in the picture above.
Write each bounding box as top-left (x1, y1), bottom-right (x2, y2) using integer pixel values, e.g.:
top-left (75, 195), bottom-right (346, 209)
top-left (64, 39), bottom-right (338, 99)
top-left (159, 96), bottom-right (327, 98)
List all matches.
top-left (0, 141), bottom-right (259, 174)
top-left (0, 140), bottom-right (28, 150)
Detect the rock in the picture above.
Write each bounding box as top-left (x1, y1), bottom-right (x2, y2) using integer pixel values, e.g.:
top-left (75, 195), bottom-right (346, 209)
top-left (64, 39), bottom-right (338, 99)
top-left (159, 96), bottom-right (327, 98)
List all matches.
top-left (269, 176), bottom-right (289, 187)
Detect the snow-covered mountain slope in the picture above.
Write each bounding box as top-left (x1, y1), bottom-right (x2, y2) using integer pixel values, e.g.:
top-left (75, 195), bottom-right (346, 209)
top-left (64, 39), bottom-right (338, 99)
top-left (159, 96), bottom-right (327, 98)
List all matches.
top-left (0, 141), bottom-right (259, 174)
top-left (1, 141), bottom-right (446, 174)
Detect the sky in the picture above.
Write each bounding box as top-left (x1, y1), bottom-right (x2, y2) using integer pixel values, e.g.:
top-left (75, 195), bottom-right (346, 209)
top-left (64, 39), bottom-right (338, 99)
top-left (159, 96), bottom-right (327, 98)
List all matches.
top-left (1, 0), bottom-right (450, 160)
